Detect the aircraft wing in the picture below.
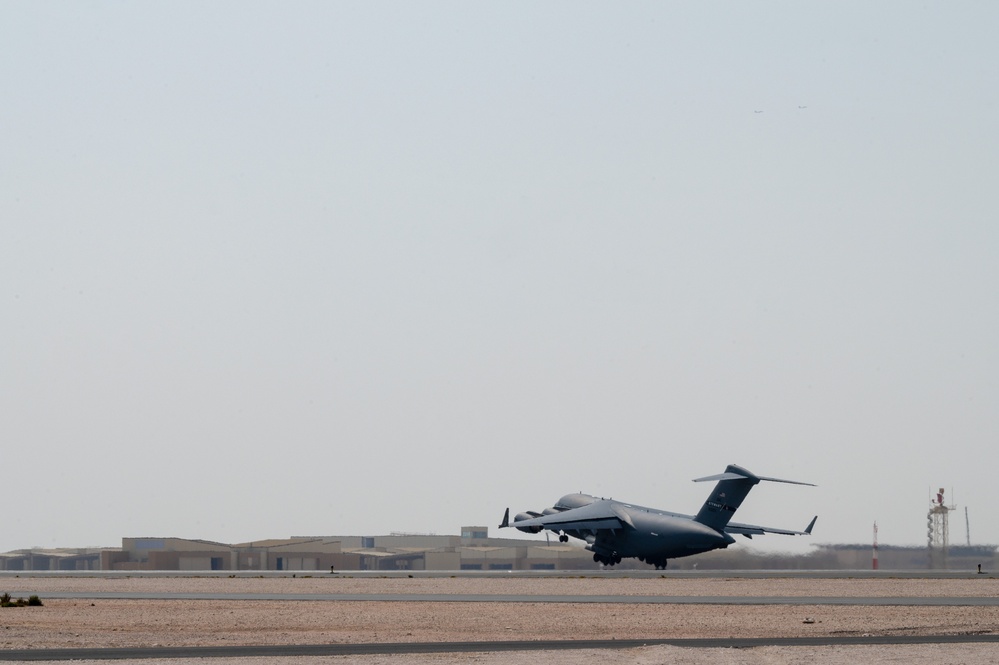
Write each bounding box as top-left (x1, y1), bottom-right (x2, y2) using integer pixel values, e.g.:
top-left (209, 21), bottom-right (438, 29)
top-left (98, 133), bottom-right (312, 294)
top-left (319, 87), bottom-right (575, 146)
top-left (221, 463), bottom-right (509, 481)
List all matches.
top-left (725, 515), bottom-right (817, 538)
top-left (508, 500), bottom-right (633, 532)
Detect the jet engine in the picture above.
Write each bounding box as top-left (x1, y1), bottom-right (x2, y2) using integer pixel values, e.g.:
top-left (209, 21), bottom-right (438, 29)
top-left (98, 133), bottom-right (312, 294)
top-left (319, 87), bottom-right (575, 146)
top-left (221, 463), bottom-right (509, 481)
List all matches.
top-left (514, 512), bottom-right (543, 534)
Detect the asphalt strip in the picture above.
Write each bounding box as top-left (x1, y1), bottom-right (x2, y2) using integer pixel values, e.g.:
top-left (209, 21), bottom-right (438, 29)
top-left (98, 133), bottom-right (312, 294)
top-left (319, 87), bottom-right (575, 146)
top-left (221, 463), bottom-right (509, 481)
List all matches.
top-left (2, 635), bottom-right (999, 662)
top-left (21, 591), bottom-right (999, 606)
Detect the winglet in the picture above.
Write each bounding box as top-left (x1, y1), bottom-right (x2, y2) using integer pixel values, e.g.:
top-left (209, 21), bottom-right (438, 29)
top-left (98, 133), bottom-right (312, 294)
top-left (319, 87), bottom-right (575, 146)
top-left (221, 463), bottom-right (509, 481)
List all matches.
top-left (804, 515), bottom-right (818, 535)
top-left (499, 508), bottom-right (510, 529)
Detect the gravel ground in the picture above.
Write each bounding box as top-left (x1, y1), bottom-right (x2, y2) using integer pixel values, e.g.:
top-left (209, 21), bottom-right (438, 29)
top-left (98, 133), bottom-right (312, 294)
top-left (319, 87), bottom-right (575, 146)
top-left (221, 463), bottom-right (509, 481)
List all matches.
top-left (1, 576), bottom-right (996, 664)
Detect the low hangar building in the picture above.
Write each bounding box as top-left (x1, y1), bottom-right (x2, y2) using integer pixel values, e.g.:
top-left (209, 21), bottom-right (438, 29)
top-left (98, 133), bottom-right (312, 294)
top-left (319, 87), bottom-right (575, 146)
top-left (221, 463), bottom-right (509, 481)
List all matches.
top-left (94, 527), bottom-right (595, 572)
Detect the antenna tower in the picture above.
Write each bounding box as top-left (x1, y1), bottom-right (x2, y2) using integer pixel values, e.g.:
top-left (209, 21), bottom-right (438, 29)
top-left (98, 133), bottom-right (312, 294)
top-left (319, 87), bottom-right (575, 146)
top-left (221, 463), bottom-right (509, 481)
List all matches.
top-left (965, 506), bottom-right (971, 546)
top-left (872, 521), bottom-right (879, 570)
top-left (927, 487), bottom-right (955, 569)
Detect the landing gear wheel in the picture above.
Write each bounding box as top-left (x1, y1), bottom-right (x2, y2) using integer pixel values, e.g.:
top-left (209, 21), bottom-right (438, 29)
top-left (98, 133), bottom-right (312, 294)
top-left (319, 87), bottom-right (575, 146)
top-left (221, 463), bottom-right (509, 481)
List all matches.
top-left (559, 534), bottom-right (568, 543)
top-left (593, 553), bottom-right (618, 567)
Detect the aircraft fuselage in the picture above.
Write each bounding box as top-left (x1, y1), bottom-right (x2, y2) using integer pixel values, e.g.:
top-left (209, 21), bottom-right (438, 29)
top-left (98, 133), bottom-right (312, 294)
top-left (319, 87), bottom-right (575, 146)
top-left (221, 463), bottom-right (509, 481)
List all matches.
top-left (502, 464), bottom-right (815, 569)
top-left (558, 496), bottom-right (736, 561)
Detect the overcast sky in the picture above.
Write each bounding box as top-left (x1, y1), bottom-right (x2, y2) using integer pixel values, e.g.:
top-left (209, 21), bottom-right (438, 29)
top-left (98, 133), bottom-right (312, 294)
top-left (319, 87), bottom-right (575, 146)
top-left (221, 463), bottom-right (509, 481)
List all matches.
top-left (2, 2), bottom-right (997, 556)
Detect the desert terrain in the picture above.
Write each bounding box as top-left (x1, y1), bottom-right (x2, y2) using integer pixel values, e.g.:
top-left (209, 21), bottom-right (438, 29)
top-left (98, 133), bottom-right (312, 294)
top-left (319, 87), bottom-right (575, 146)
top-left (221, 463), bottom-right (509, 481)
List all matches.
top-left (0, 575), bottom-right (997, 663)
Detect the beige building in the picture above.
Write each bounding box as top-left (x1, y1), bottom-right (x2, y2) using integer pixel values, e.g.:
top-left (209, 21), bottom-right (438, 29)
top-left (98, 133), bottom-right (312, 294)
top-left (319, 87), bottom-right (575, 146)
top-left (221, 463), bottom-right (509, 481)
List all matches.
top-left (103, 538), bottom-right (236, 571)
top-left (81, 527), bottom-right (595, 572)
top-left (7, 530), bottom-right (994, 572)
top-left (232, 538), bottom-right (354, 572)
top-left (0, 548), bottom-right (102, 571)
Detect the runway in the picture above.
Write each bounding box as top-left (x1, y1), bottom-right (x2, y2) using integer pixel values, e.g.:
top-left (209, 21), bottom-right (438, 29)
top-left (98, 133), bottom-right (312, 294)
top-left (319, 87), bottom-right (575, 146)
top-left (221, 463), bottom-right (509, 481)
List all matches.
top-left (25, 590), bottom-right (999, 606)
top-left (3, 568), bottom-right (995, 579)
top-left (2, 634), bottom-right (999, 662)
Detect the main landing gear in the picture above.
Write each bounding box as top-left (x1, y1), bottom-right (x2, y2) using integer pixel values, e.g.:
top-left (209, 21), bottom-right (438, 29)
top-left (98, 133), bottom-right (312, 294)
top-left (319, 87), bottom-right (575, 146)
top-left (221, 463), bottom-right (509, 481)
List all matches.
top-left (558, 534), bottom-right (569, 543)
top-left (593, 552), bottom-right (622, 566)
top-left (638, 556), bottom-right (668, 570)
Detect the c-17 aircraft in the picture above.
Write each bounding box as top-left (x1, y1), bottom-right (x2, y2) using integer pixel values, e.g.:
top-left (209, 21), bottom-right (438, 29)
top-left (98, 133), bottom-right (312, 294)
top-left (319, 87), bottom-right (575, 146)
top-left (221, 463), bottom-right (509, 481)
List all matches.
top-left (500, 464), bottom-right (816, 569)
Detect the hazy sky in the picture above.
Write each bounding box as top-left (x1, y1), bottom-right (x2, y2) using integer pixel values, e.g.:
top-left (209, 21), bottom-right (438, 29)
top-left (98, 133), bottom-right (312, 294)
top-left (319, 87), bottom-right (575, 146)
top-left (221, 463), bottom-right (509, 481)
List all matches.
top-left (3, 2), bottom-right (997, 555)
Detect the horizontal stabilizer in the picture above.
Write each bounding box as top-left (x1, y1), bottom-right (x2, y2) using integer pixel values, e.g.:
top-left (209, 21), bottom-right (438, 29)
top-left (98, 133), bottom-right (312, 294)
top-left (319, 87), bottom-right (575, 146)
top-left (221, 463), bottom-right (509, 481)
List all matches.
top-left (692, 471), bottom-right (751, 483)
top-left (756, 475), bottom-right (816, 487)
top-left (693, 470), bottom-right (815, 487)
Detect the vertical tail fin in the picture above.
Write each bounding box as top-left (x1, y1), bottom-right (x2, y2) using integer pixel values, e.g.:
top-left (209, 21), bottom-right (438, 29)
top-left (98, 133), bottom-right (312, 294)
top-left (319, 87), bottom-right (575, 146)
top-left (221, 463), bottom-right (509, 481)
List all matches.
top-left (692, 464), bottom-right (762, 531)
top-left (692, 464), bottom-right (816, 532)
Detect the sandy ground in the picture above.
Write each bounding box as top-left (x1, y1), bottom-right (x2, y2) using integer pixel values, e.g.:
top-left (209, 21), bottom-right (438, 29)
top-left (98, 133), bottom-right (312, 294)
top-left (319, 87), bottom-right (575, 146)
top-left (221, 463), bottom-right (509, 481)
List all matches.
top-left (1, 575), bottom-right (997, 663)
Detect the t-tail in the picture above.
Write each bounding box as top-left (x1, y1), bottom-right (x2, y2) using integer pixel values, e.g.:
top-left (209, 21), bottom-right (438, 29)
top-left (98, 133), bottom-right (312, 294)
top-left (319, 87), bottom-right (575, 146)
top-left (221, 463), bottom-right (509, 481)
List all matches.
top-left (692, 464), bottom-right (814, 532)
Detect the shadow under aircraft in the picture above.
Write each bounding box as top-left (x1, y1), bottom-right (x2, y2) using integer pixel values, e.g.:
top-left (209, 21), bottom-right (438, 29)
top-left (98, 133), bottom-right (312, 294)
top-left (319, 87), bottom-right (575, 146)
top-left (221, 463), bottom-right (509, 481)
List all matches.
top-left (501, 464), bottom-right (817, 569)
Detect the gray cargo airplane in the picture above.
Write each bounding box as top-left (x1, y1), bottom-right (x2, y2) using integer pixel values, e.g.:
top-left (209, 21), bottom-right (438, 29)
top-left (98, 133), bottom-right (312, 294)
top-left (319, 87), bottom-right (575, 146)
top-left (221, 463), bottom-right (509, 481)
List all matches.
top-left (500, 464), bottom-right (816, 569)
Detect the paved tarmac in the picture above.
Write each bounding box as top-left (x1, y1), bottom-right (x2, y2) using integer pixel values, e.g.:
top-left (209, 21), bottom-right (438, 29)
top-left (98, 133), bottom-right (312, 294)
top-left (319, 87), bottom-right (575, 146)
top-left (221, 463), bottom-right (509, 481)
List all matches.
top-left (2, 569), bottom-right (995, 579)
top-left (22, 590), bottom-right (999, 606)
top-left (3, 634), bottom-right (999, 661)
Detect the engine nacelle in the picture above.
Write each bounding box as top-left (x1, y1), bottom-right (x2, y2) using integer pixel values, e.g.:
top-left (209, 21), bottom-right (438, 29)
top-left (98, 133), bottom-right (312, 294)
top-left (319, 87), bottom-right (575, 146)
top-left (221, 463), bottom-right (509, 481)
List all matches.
top-left (514, 512), bottom-right (543, 534)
